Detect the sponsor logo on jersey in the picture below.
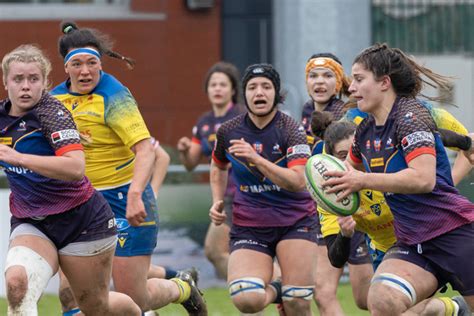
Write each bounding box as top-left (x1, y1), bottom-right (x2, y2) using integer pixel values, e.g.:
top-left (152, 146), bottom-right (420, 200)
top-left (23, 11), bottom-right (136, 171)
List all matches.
top-left (239, 183), bottom-right (281, 193)
top-left (253, 141), bottom-right (264, 154)
top-left (401, 131), bottom-right (434, 150)
top-left (51, 129), bottom-right (80, 143)
top-left (370, 203), bottom-right (382, 216)
top-left (287, 144), bottom-right (311, 157)
top-left (385, 137), bottom-right (394, 150)
top-left (404, 111), bottom-right (416, 122)
top-left (118, 236), bottom-right (127, 248)
top-left (366, 140), bottom-right (371, 150)
top-left (364, 190), bottom-right (373, 200)
top-left (108, 218), bottom-right (117, 229)
top-left (374, 138), bottom-right (382, 152)
top-left (17, 120), bottom-right (26, 132)
top-left (370, 157), bottom-right (384, 167)
top-left (4, 165), bottom-right (32, 175)
top-left (207, 134), bottom-right (216, 143)
top-left (115, 218), bottom-right (130, 231)
top-left (0, 137), bottom-right (12, 145)
top-left (272, 143), bottom-right (282, 154)
top-left (202, 124), bottom-right (209, 132)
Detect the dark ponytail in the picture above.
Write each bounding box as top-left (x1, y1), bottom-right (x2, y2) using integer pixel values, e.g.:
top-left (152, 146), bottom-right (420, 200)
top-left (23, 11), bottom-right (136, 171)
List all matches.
top-left (59, 21), bottom-right (136, 69)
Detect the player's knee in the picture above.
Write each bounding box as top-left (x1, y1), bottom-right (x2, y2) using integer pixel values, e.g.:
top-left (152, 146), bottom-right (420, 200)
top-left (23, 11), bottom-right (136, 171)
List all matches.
top-left (229, 277), bottom-right (266, 313)
top-left (6, 267), bottom-right (28, 308)
top-left (313, 282), bottom-right (336, 306)
top-left (368, 274), bottom-right (414, 315)
top-left (59, 285), bottom-right (77, 310)
top-left (281, 285), bottom-right (313, 312)
top-left (204, 243), bottom-right (226, 264)
top-left (352, 286), bottom-right (369, 310)
top-left (5, 246), bottom-right (53, 314)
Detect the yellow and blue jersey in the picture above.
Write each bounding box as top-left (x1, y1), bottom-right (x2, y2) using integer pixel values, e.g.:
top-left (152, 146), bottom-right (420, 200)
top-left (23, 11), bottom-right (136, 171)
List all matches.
top-left (319, 189), bottom-right (396, 253)
top-left (51, 72), bottom-right (150, 189)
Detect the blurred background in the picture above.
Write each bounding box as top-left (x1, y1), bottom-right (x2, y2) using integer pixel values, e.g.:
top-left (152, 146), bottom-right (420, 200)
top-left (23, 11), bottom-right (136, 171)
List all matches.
top-left (0, 0), bottom-right (472, 302)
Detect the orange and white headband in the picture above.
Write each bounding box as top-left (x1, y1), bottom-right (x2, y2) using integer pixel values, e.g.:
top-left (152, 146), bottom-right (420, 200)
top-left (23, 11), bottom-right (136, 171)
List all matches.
top-left (305, 57), bottom-right (344, 93)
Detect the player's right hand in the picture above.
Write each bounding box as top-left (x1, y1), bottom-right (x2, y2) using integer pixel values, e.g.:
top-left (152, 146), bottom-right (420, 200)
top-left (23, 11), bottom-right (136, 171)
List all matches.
top-left (209, 200), bottom-right (226, 226)
top-left (177, 137), bottom-right (191, 152)
top-left (337, 215), bottom-right (356, 238)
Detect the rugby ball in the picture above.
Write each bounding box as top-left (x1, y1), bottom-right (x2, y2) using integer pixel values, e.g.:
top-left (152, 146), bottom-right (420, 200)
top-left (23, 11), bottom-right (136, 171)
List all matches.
top-left (305, 154), bottom-right (360, 216)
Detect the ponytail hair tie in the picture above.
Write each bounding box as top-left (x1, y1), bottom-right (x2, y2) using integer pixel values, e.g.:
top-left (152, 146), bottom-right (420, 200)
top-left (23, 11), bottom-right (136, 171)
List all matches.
top-left (63, 25), bottom-right (74, 34)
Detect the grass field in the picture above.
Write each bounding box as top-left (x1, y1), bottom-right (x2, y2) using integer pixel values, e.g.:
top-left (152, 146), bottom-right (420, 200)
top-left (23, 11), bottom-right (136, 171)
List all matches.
top-left (0, 284), bottom-right (458, 315)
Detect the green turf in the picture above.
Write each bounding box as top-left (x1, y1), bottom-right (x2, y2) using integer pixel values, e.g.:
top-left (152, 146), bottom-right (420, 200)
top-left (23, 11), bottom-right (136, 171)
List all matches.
top-left (0, 284), bottom-right (458, 315)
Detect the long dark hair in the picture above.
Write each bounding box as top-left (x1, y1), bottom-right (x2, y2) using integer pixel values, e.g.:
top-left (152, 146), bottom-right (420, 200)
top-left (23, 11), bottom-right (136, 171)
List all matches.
top-left (353, 43), bottom-right (452, 101)
top-left (58, 21), bottom-right (135, 69)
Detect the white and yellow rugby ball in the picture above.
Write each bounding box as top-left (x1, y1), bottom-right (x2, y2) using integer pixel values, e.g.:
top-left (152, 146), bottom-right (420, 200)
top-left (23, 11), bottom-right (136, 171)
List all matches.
top-left (305, 154), bottom-right (360, 216)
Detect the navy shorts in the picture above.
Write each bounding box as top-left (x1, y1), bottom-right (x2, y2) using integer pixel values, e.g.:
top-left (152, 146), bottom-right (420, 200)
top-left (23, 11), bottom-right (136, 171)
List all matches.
top-left (348, 231), bottom-right (371, 265)
top-left (383, 223), bottom-right (474, 296)
top-left (10, 191), bottom-right (116, 250)
top-left (101, 183), bottom-right (159, 257)
top-left (229, 214), bottom-right (318, 257)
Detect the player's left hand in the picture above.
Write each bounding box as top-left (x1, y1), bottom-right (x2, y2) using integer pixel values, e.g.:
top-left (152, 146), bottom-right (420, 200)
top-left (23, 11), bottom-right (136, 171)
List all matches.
top-left (126, 192), bottom-right (147, 226)
top-left (323, 161), bottom-right (365, 200)
top-left (0, 144), bottom-right (23, 166)
top-left (229, 138), bottom-right (260, 164)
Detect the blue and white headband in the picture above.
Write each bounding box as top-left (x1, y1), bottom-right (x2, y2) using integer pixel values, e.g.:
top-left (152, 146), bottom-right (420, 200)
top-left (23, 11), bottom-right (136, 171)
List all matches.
top-left (64, 48), bottom-right (101, 65)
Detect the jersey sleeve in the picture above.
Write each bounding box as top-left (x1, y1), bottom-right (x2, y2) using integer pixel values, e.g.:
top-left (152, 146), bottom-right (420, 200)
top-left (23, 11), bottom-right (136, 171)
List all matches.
top-left (211, 122), bottom-right (229, 167)
top-left (396, 102), bottom-right (436, 163)
top-left (191, 124), bottom-right (201, 144)
top-left (430, 107), bottom-right (468, 136)
top-left (105, 88), bottom-right (150, 148)
top-left (286, 120), bottom-right (311, 168)
top-left (38, 94), bottom-right (83, 156)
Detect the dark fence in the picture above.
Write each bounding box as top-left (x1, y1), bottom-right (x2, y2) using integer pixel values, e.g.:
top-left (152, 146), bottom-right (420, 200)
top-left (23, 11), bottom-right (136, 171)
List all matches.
top-left (372, 0), bottom-right (474, 54)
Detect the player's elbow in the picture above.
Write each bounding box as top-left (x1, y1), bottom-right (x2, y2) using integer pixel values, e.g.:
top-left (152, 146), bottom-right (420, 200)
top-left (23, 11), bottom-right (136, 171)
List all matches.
top-left (414, 175), bottom-right (436, 193)
top-left (69, 161), bottom-right (85, 181)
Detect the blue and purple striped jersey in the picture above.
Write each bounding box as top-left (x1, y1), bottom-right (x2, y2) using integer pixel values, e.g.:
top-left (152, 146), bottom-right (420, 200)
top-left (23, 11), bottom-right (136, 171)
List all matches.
top-left (212, 111), bottom-right (316, 227)
top-left (350, 97), bottom-right (474, 245)
top-left (0, 93), bottom-right (94, 218)
top-left (192, 104), bottom-right (244, 198)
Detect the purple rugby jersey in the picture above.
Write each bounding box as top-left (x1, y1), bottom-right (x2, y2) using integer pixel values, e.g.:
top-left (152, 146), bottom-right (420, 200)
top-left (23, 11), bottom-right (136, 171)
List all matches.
top-left (300, 97), bottom-right (346, 136)
top-left (350, 97), bottom-right (474, 245)
top-left (212, 111), bottom-right (316, 227)
top-left (0, 93), bottom-right (94, 219)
